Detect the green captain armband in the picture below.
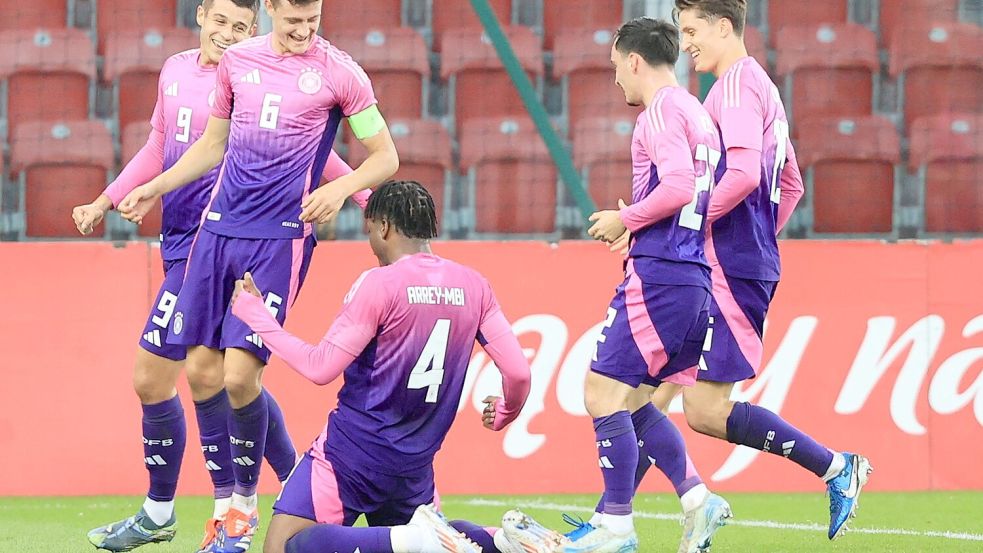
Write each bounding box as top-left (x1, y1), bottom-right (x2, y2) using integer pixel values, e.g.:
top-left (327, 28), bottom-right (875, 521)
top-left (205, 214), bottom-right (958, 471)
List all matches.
top-left (348, 104), bottom-right (386, 140)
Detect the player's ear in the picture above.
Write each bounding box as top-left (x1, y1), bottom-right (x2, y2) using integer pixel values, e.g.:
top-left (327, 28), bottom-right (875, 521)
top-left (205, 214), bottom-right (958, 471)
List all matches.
top-left (196, 4), bottom-right (206, 28)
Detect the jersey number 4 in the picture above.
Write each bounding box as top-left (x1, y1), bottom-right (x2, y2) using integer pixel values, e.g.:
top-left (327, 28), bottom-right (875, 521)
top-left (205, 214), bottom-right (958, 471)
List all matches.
top-left (407, 319), bottom-right (451, 403)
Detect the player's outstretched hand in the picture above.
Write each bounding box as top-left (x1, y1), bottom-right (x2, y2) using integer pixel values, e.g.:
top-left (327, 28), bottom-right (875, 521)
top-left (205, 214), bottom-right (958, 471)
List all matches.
top-left (119, 183), bottom-right (161, 224)
top-left (232, 271), bottom-right (263, 306)
top-left (482, 395), bottom-right (502, 430)
top-left (72, 203), bottom-right (106, 235)
top-left (300, 185), bottom-right (346, 224)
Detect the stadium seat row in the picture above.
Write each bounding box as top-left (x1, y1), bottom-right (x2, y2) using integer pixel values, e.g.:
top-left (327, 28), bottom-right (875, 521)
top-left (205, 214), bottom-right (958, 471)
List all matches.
top-left (1, 21), bottom-right (979, 138)
top-left (7, 113), bottom-right (980, 238)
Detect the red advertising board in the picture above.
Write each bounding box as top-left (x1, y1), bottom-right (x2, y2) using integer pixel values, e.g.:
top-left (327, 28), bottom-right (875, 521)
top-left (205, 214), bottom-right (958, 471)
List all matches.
top-left (0, 240), bottom-right (980, 496)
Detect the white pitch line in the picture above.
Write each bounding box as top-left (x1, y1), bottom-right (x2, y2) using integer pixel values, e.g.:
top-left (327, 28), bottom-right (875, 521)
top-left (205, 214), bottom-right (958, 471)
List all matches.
top-left (448, 498), bottom-right (983, 543)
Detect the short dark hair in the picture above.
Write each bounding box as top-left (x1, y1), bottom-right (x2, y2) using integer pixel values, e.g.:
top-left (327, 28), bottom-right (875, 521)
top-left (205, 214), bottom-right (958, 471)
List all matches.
top-left (674, 0), bottom-right (747, 36)
top-left (270, 0), bottom-right (322, 6)
top-left (364, 180), bottom-right (438, 240)
top-left (614, 17), bottom-right (680, 68)
top-left (203, 0), bottom-right (260, 13)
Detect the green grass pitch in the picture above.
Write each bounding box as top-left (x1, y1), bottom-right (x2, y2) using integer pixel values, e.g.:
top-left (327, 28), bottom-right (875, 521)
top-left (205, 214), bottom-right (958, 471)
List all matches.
top-left (2, 492), bottom-right (981, 552)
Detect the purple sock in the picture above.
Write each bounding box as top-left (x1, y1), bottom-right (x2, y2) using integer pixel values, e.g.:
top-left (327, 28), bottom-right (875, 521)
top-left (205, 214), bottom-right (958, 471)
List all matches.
top-left (594, 411), bottom-right (637, 516)
top-left (262, 388), bottom-right (297, 482)
top-left (450, 520), bottom-right (500, 552)
top-left (727, 401), bottom-right (834, 478)
top-left (285, 525), bottom-right (392, 553)
top-left (229, 392), bottom-right (268, 497)
top-left (633, 403), bottom-right (703, 497)
top-left (142, 395), bottom-right (186, 502)
top-left (193, 389), bottom-right (234, 499)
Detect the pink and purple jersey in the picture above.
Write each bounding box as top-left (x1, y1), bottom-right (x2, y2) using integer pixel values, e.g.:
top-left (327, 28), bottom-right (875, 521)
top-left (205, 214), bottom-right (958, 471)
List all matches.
top-left (206, 34), bottom-right (376, 239)
top-left (151, 49), bottom-right (222, 261)
top-left (704, 57), bottom-right (791, 281)
top-left (312, 253), bottom-right (507, 474)
top-left (624, 86), bottom-right (720, 287)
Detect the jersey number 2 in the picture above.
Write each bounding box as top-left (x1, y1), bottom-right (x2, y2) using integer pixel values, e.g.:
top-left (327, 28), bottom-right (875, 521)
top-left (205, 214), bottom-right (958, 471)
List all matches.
top-left (679, 143), bottom-right (722, 230)
top-left (408, 319), bottom-right (451, 403)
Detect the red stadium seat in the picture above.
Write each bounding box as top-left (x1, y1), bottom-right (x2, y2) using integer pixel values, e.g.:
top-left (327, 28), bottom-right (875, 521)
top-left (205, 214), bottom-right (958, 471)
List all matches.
top-left (767, 0), bottom-right (847, 46)
top-left (97, 0), bottom-right (177, 55)
top-left (441, 26), bottom-right (543, 135)
top-left (346, 118), bottom-right (453, 226)
top-left (104, 28), bottom-right (199, 132)
top-left (459, 116), bottom-right (556, 234)
top-left (554, 28), bottom-right (641, 133)
top-left (573, 117), bottom-right (635, 210)
top-left (543, 0), bottom-right (623, 49)
top-left (880, 0), bottom-right (959, 48)
top-left (909, 114), bottom-right (983, 233)
top-left (775, 24), bottom-right (878, 126)
top-left (10, 121), bottom-right (114, 238)
top-left (329, 27), bottom-right (429, 120)
top-left (796, 116), bottom-right (901, 233)
top-left (121, 120), bottom-right (163, 238)
top-left (0, 29), bottom-right (95, 134)
top-left (890, 23), bottom-right (983, 133)
top-left (0, 1), bottom-right (68, 31)
top-left (432, 0), bottom-right (511, 51)
top-left (320, 0), bottom-right (402, 34)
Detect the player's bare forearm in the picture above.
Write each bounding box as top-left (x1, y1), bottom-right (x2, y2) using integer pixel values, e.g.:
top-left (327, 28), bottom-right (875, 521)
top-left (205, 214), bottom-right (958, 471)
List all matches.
top-left (350, 125), bottom-right (399, 193)
top-left (153, 116), bottom-right (230, 195)
top-left (90, 194), bottom-right (114, 213)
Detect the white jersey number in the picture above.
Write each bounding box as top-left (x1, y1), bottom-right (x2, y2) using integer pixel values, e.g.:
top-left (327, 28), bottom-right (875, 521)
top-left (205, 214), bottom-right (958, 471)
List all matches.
top-left (260, 93), bottom-right (282, 130)
top-left (175, 107), bottom-right (193, 143)
top-left (679, 143), bottom-right (723, 230)
top-left (770, 120), bottom-right (790, 204)
top-left (151, 291), bottom-right (178, 328)
top-left (592, 307), bottom-right (618, 362)
top-left (408, 319), bottom-right (451, 403)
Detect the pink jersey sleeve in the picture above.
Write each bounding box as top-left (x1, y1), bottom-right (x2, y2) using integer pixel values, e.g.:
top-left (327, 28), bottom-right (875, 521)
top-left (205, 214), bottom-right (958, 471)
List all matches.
top-left (232, 292), bottom-right (358, 385)
top-left (320, 149), bottom-right (371, 209)
top-left (620, 99), bottom-right (697, 231)
top-left (210, 51), bottom-right (234, 119)
top-left (717, 64), bottom-right (765, 152)
top-left (322, 269), bottom-right (389, 356)
top-left (706, 147), bottom-right (761, 223)
top-left (103, 129), bottom-right (165, 207)
top-left (328, 48), bottom-right (378, 117)
top-left (476, 280), bottom-right (530, 431)
top-left (776, 140), bottom-right (804, 233)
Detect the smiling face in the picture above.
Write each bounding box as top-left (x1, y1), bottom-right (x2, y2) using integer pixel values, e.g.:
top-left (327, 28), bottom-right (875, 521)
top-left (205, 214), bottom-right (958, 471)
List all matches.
top-left (197, 0), bottom-right (257, 65)
top-left (677, 8), bottom-right (728, 74)
top-left (266, 0), bottom-right (322, 55)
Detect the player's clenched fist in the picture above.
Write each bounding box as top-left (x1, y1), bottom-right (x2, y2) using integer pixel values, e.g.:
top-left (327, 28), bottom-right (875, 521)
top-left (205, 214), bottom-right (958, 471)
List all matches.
top-left (119, 182), bottom-right (162, 224)
top-left (588, 198), bottom-right (630, 243)
top-left (232, 272), bottom-right (262, 306)
top-left (300, 184), bottom-right (346, 224)
top-left (72, 203), bottom-right (107, 235)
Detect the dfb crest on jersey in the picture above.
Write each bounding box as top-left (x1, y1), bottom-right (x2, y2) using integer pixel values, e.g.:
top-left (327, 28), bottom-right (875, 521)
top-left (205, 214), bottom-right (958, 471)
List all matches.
top-left (298, 67), bottom-right (323, 95)
top-left (173, 312), bottom-right (184, 335)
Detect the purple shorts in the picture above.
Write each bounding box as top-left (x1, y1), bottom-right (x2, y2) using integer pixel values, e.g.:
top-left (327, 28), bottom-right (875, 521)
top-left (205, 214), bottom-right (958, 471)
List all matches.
top-left (698, 271), bottom-right (777, 383)
top-left (591, 261), bottom-right (711, 388)
top-left (166, 229), bottom-right (316, 363)
top-left (273, 450), bottom-right (437, 526)
top-left (139, 259), bottom-right (188, 361)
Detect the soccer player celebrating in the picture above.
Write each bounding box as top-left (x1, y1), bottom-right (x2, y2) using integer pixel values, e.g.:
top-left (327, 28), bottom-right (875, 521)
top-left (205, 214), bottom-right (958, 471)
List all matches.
top-left (648, 0), bottom-right (871, 541)
top-left (74, 2), bottom-right (359, 551)
top-left (230, 180), bottom-right (544, 553)
top-left (116, 0), bottom-right (398, 550)
top-left (562, 17), bottom-right (725, 553)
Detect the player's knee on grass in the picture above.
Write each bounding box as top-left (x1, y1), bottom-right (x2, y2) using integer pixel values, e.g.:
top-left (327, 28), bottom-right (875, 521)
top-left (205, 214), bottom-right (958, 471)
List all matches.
top-left (132, 348), bottom-right (181, 404)
top-left (185, 347), bottom-right (225, 400)
top-left (265, 514), bottom-right (316, 553)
